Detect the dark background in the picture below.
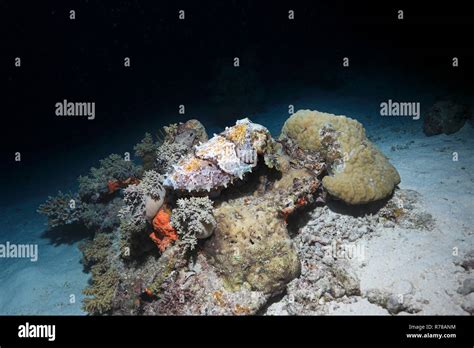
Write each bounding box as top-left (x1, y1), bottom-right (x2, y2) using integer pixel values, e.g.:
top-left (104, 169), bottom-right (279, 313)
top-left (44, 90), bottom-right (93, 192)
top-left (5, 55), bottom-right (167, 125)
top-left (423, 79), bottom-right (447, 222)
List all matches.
top-left (1, 0), bottom-right (473, 200)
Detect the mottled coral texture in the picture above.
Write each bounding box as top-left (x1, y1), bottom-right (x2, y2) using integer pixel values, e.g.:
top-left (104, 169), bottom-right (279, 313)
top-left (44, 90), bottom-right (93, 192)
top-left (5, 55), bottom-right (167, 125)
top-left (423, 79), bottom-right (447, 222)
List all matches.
top-left (281, 110), bottom-right (400, 204)
top-left (206, 197), bottom-right (300, 294)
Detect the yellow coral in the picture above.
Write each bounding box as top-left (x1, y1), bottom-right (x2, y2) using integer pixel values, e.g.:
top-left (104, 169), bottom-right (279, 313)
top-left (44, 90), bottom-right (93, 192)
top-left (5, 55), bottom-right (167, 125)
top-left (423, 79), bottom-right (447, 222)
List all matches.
top-left (281, 110), bottom-right (400, 204)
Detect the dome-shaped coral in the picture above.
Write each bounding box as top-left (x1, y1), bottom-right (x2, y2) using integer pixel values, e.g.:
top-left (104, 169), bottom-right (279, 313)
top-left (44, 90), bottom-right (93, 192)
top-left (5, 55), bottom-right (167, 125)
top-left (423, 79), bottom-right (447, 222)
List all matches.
top-left (281, 109), bottom-right (400, 204)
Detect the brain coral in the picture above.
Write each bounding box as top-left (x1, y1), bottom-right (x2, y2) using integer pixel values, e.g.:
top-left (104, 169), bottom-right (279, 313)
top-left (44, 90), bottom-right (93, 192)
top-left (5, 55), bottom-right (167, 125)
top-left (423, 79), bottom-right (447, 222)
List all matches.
top-left (280, 109), bottom-right (400, 204)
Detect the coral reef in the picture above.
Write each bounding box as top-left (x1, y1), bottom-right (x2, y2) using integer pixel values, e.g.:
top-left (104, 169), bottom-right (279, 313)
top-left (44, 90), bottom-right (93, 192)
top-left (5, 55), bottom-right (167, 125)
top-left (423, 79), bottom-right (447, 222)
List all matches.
top-left (80, 233), bottom-right (119, 315)
top-left (175, 119), bottom-right (208, 145)
top-left (107, 177), bottom-right (140, 194)
top-left (117, 169), bottom-right (169, 255)
top-left (111, 164), bottom-right (177, 262)
top-left (171, 197), bottom-right (216, 250)
top-left (119, 184), bottom-right (147, 227)
top-left (78, 154), bottom-right (142, 202)
top-left (38, 192), bottom-right (124, 233)
top-left (423, 100), bottom-right (470, 136)
top-left (38, 113), bottom-right (417, 316)
top-left (117, 218), bottom-right (150, 261)
top-left (143, 252), bottom-right (269, 315)
top-left (119, 170), bottom-right (166, 226)
top-left (144, 245), bottom-right (187, 297)
top-left (134, 133), bottom-right (160, 171)
top-left (37, 192), bottom-right (83, 228)
top-left (281, 109), bottom-right (400, 204)
top-left (81, 198), bottom-right (124, 232)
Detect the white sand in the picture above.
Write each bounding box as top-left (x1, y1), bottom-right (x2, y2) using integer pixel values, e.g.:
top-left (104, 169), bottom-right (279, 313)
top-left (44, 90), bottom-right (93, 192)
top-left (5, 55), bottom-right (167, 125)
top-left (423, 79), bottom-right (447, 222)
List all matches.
top-left (0, 198), bottom-right (89, 315)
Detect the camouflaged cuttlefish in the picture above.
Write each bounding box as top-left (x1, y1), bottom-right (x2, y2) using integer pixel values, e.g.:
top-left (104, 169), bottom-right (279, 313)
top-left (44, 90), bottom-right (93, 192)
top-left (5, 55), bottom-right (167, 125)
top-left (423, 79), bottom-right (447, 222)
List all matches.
top-left (163, 118), bottom-right (278, 192)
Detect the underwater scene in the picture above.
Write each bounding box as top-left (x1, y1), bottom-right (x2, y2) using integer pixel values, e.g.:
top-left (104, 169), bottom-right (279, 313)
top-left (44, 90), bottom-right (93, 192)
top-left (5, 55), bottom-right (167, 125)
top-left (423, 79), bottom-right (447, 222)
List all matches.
top-left (1, 1), bottom-right (473, 317)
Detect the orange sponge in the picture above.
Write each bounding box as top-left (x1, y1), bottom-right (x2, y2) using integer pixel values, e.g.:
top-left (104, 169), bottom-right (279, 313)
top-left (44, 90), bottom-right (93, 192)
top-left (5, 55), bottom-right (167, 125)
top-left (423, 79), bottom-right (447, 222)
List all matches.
top-left (149, 206), bottom-right (178, 252)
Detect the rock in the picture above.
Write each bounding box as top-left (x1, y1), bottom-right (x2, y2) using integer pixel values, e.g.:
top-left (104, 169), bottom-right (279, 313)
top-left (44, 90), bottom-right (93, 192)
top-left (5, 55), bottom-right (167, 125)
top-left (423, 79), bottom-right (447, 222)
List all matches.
top-left (458, 278), bottom-right (474, 295)
top-left (365, 288), bottom-right (420, 315)
top-left (423, 100), bottom-right (470, 136)
top-left (333, 261), bottom-right (361, 296)
top-left (264, 299), bottom-right (289, 315)
top-left (366, 289), bottom-right (388, 307)
top-left (331, 285), bottom-right (346, 299)
top-left (461, 250), bottom-right (474, 270)
top-left (386, 294), bottom-right (403, 314)
top-left (460, 293), bottom-right (474, 314)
